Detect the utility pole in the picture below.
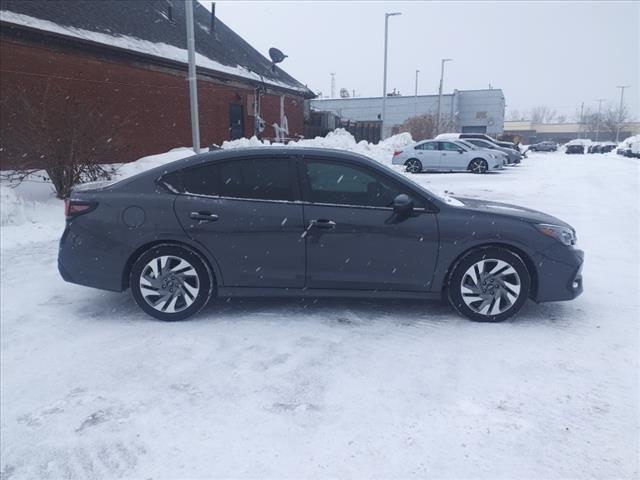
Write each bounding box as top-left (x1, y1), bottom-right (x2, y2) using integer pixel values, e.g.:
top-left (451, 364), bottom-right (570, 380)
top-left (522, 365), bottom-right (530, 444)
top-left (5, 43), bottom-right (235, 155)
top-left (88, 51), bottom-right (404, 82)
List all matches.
top-left (615, 85), bottom-right (630, 142)
top-left (578, 102), bottom-right (584, 139)
top-left (414, 69), bottom-right (419, 116)
top-left (436, 58), bottom-right (453, 135)
top-left (330, 72), bottom-right (336, 98)
top-left (381, 12), bottom-right (401, 140)
top-left (595, 98), bottom-right (605, 142)
top-left (185, 0), bottom-right (200, 153)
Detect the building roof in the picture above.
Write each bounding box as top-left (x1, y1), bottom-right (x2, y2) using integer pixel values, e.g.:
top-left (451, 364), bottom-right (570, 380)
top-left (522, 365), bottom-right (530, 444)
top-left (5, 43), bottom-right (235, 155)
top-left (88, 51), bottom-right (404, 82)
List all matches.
top-left (0, 0), bottom-right (314, 97)
top-left (312, 88), bottom-right (504, 103)
top-left (505, 121), bottom-right (640, 134)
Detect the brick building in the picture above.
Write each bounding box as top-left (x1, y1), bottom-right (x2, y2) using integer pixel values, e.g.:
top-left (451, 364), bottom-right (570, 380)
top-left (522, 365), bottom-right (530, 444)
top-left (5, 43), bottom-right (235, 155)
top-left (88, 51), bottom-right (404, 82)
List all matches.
top-left (0, 0), bottom-right (314, 169)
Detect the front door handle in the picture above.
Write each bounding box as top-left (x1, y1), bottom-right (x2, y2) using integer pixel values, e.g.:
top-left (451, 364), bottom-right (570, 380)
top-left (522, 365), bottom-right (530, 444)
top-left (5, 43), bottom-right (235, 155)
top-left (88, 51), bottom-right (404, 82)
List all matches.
top-left (190, 211), bottom-right (219, 223)
top-left (313, 219), bottom-right (336, 229)
top-left (300, 218), bottom-right (337, 239)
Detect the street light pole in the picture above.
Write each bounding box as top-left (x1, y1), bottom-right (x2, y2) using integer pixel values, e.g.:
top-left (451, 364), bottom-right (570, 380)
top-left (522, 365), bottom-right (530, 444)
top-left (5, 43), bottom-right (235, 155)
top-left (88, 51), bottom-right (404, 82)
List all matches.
top-left (414, 69), bottom-right (420, 116)
top-left (436, 58), bottom-right (452, 135)
top-left (615, 85), bottom-right (630, 142)
top-left (381, 12), bottom-right (401, 140)
top-left (185, 0), bottom-right (200, 153)
top-left (595, 98), bottom-right (605, 142)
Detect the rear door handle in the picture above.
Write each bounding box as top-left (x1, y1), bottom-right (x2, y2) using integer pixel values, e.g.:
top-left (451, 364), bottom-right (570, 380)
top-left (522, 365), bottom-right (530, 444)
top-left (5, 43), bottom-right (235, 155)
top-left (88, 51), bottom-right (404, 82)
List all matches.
top-left (190, 211), bottom-right (219, 223)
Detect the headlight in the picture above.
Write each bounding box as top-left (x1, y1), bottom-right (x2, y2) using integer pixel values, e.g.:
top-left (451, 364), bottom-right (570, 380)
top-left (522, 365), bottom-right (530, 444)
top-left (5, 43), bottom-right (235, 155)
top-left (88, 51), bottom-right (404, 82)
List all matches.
top-left (535, 223), bottom-right (577, 246)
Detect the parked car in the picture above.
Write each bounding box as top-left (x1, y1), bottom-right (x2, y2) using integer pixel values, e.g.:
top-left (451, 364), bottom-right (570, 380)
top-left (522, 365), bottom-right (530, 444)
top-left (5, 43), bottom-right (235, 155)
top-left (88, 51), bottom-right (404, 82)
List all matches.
top-left (566, 144), bottom-right (585, 154)
top-left (565, 139), bottom-right (591, 154)
top-left (59, 147), bottom-right (584, 322)
top-left (435, 133), bottom-right (520, 152)
top-left (460, 138), bottom-right (523, 164)
top-left (455, 139), bottom-right (509, 166)
top-left (616, 137), bottom-right (640, 158)
top-left (529, 141), bottom-right (558, 152)
top-left (599, 143), bottom-right (617, 153)
top-left (392, 139), bottom-right (504, 173)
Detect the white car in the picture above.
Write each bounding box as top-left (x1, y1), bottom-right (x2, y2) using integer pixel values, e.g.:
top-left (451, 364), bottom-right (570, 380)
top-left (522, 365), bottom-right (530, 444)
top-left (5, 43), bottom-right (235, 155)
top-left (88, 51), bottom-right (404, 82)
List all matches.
top-left (392, 139), bottom-right (505, 174)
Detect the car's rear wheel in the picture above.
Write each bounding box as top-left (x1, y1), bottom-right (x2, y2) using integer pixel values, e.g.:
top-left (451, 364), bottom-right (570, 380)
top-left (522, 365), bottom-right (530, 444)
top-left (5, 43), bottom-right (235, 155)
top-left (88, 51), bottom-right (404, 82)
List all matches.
top-left (448, 247), bottom-right (530, 322)
top-left (130, 244), bottom-right (213, 321)
top-left (405, 158), bottom-right (423, 173)
top-left (468, 158), bottom-right (488, 174)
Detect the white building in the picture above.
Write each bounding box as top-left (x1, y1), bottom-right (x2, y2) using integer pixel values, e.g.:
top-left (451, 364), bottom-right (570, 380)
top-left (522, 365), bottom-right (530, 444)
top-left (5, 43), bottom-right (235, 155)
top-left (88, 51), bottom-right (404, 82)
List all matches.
top-left (311, 88), bottom-right (506, 139)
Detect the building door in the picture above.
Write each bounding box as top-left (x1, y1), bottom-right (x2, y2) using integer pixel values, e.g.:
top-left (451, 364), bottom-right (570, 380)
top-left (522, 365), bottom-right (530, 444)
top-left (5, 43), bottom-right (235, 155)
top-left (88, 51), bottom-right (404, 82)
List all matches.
top-left (229, 104), bottom-right (244, 140)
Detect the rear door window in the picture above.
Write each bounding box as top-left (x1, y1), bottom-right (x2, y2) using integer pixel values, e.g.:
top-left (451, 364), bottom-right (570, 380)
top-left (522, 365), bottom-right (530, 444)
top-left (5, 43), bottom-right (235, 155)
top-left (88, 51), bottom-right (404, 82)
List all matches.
top-left (177, 157), bottom-right (295, 201)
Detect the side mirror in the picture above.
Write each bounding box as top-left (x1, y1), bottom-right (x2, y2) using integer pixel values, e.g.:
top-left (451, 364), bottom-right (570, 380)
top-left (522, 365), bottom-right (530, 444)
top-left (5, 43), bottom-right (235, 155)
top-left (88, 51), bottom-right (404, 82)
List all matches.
top-left (458, 149), bottom-right (464, 154)
top-left (393, 193), bottom-right (413, 216)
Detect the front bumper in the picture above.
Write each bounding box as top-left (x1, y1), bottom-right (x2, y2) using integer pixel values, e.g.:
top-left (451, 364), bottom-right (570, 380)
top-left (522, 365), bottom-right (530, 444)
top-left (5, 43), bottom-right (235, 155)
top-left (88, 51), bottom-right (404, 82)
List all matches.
top-left (532, 246), bottom-right (584, 302)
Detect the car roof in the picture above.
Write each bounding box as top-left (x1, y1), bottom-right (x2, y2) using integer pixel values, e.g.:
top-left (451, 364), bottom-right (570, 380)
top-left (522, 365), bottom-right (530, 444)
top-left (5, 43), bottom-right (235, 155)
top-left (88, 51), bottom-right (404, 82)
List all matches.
top-left (116, 147), bottom-right (388, 184)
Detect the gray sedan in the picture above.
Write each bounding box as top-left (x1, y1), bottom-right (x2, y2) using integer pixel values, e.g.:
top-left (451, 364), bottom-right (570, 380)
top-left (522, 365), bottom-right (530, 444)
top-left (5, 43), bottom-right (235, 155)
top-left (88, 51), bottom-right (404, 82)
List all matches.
top-left (463, 138), bottom-right (523, 164)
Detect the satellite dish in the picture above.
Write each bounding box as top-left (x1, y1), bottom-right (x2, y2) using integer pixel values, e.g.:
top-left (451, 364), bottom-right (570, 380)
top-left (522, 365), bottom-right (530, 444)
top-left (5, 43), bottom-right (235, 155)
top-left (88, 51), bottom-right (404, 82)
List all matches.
top-left (269, 47), bottom-right (288, 64)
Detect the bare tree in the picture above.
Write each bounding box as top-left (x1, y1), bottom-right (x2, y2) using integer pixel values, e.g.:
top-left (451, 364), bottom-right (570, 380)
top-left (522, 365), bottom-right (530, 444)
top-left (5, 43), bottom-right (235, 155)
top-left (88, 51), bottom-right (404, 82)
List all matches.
top-left (506, 109), bottom-right (525, 121)
top-left (398, 112), bottom-right (458, 141)
top-left (530, 105), bottom-right (556, 123)
top-left (602, 103), bottom-right (629, 137)
top-left (0, 83), bottom-right (125, 198)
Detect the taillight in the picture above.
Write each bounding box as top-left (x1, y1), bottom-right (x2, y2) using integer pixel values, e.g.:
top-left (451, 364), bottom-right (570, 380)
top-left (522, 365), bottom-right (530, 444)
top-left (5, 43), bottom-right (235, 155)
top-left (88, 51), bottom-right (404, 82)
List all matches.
top-left (64, 199), bottom-right (97, 218)
top-left (393, 150), bottom-right (403, 156)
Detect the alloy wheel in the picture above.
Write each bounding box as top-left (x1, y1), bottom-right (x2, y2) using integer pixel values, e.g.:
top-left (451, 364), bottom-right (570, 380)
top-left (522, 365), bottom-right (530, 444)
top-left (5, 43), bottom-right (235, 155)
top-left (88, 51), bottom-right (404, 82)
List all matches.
top-left (460, 259), bottom-right (521, 316)
top-left (405, 159), bottom-right (422, 173)
top-left (470, 159), bottom-right (488, 173)
top-left (139, 255), bottom-right (200, 313)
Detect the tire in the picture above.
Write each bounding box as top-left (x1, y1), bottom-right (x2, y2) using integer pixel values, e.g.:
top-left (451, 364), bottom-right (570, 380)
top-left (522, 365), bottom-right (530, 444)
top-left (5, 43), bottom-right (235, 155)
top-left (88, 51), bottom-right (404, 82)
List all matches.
top-left (448, 247), bottom-right (531, 322)
top-left (130, 243), bottom-right (214, 321)
top-left (468, 158), bottom-right (488, 174)
top-left (404, 158), bottom-right (423, 174)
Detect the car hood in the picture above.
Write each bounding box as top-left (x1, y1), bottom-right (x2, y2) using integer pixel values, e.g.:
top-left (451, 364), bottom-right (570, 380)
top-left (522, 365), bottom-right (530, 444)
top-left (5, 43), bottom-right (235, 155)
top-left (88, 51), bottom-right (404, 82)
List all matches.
top-left (453, 197), bottom-right (573, 229)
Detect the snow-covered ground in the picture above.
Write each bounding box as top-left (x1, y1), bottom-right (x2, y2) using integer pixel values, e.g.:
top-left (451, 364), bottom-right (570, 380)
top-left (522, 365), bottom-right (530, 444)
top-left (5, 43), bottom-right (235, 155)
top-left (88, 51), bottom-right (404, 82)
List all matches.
top-left (1, 139), bottom-right (639, 479)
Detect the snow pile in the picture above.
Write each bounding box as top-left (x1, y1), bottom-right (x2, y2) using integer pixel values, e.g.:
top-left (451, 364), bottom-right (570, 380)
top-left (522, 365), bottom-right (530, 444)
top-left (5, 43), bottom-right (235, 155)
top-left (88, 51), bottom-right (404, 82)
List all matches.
top-left (221, 128), bottom-right (414, 165)
top-left (115, 147), bottom-right (197, 179)
top-left (0, 184), bottom-right (30, 227)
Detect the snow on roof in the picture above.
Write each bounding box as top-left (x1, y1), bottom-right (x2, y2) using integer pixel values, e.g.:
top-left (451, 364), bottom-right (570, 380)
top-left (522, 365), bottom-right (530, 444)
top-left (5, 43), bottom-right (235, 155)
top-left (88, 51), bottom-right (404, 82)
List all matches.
top-left (0, 1), bottom-right (314, 97)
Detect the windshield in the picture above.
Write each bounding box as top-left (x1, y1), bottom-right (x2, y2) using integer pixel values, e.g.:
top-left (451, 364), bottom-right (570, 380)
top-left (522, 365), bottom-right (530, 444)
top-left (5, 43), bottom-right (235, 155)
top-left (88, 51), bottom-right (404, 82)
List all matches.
top-left (456, 139), bottom-right (477, 150)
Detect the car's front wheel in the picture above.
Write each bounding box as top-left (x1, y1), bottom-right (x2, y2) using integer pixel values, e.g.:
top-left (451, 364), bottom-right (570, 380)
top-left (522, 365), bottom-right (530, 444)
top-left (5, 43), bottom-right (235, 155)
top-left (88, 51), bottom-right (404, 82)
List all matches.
top-left (448, 247), bottom-right (531, 322)
top-left (468, 158), bottom-right (489, 174)
top-left (405, 158), bottom-right (423, 173)
top-left (130, 244), bottom-right (213, 321)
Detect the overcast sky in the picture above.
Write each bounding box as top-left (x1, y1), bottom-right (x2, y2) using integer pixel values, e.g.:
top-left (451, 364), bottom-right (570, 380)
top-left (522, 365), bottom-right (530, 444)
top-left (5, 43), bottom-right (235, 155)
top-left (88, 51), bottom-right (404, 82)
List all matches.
top-left (206, 1), bottom-right (639, 121)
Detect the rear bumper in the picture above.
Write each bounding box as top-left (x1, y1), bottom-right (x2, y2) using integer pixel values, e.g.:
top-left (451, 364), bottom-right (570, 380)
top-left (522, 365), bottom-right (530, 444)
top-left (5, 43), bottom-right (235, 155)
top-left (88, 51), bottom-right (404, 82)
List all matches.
top-left (58, 224), bottom-right (127, 292)
top-left (532, 247), bottom-right (584, 302)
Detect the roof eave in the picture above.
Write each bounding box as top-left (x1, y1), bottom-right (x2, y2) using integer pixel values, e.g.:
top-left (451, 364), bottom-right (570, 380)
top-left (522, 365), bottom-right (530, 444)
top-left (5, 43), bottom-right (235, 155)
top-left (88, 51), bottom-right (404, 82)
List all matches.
top-left (0, 19), bottom-right (316, 98)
